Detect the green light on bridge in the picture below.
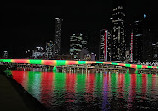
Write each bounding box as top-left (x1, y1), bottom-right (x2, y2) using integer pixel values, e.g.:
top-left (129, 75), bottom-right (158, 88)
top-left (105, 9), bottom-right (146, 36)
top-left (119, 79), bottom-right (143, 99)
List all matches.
top-left (29, 59), bottom-right (42, 64)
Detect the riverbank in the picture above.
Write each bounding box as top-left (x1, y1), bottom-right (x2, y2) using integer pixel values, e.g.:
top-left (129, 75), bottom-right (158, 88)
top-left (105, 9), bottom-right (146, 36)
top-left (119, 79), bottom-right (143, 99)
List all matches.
top-left (0, 67), bottom-right (49, 111)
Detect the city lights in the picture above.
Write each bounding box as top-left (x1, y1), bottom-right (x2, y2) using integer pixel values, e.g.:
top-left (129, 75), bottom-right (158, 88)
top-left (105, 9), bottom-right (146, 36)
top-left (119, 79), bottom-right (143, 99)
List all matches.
top-left (1, 1), bottom-right (158, 111)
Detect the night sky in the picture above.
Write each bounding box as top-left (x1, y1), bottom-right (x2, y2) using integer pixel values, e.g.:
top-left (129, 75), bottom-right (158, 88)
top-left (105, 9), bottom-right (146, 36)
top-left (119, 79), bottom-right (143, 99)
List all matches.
top-left (1, 0), bottom-right (158, 58)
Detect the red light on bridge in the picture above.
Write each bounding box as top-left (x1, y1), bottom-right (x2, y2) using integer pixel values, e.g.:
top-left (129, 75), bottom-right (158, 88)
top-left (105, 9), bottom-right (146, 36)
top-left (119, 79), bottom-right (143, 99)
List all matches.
top-left (142, 65), bottom-right (148, 68)
top-left (66, 61), bottom-right (78, 65)
top-left (42, 60), bottom-right (56, 66)
top-left (131, 64), bottom-right (137, 68)
top-left (118, 63), bottom-right (125, 66)
top-left (104, 62), bottom-right (112, 65)
top-left (152, 66), bottom-right (157, 69)
top-left (12, 59), bottom-right (29, 63)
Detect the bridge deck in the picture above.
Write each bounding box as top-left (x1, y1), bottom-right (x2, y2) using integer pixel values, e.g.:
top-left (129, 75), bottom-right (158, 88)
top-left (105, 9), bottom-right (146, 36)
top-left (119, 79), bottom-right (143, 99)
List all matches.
top-left (0, 59), bottom-right (158, 69)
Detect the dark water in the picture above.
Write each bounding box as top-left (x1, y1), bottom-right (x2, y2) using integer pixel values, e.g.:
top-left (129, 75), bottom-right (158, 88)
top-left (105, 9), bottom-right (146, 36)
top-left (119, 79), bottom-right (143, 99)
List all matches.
top-left (6, 70), bottom-right (158, 111)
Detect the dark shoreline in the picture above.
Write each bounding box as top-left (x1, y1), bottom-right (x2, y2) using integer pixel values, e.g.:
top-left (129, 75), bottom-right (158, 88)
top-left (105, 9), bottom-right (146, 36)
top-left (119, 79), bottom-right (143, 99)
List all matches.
top-left (0, 66), bottom-right (50, 111)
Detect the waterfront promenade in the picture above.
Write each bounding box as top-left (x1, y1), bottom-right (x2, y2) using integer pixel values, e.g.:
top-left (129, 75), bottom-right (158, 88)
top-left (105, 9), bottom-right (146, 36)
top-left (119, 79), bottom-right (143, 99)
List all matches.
top-left (0, 72), bottom-right (30, 111)
top-left (0, 69), bottom-right (48, 111)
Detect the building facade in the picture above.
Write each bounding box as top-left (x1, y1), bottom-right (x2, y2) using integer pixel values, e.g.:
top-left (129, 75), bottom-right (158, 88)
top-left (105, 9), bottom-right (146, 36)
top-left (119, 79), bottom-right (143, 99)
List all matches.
top-left (3, 51), bottom-right (8, 58)
top-left (54, 18), bottom-right (62, 56)
top-left (132, 20), bottom-right (143, 62)
top-left (152, 42), bottom-right (158, 62)
top-left (131, 15), bottom-right (153, 62)
top-left (70, 33), bottom-right (88, 60)
top-left (99, 29), bottom-right (112, 61)
top-left (45, 40), bottom-right (54, 59)
top-left (32, 47), bottom-right (45, 59)
top-left (111, 0), bottom-right (126, 61)
top-left (107, 31), bottom-right (112, 61)
top-left (99, 29), bottom-right (107, 61)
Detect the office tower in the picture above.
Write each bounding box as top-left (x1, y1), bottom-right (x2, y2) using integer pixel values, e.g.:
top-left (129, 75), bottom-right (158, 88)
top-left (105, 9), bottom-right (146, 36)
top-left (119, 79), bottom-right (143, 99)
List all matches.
top-left (32, 47), bottom-right (44, 59)
top-left (3, 51), bottom-right (8, 58)
top-left (99, 29), bottom-right (107, 61)
top-left (54, 18), bottom-right (63, 55)
top-left (45, 41), bottom-right (54, 59)
top-left (70, 33), bottom-right (87, 60)
top-left (107, 31), bottom-right (112, 61)
top-left (81, 36), bottom-right (88, 49)
top-left (111, 0), bottom-right (126, 61)
top-left (131, 14), bottom-right (152, 62)
top-left (132, 20), bottom-right (143, 62)
top-left (152, 42), bottom-right (158, 62)
top-left (130, 32), bottom-right (134, 62)
top-left (99, 29), bottom-right (112, 61)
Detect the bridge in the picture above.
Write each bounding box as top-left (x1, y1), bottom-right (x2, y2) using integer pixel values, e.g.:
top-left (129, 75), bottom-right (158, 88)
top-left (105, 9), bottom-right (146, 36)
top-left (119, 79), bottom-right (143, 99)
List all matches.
top-left (0, 59), bottom-right (158, 69)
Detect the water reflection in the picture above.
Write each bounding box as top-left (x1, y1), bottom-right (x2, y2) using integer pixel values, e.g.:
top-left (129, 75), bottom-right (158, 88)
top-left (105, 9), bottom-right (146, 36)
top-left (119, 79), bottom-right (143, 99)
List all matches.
top-left (8, 70), bottom-right (158, 110)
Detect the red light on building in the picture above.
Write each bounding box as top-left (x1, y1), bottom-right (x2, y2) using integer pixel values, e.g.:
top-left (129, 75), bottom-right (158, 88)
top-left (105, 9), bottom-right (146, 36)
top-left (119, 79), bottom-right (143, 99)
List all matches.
top-left (104, 30), bottom-right (108, 61)
top-left (130, 33), bottom-right (133, 62)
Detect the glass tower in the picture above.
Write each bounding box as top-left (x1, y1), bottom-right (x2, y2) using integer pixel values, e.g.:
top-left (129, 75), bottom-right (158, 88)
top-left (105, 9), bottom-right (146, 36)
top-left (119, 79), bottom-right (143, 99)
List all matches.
top-left (70, 33), bottom-right (87, 60)
top-left (111, 0), bottom-right (126, 61)
top-left (54, 18), bottom-right (63, 55)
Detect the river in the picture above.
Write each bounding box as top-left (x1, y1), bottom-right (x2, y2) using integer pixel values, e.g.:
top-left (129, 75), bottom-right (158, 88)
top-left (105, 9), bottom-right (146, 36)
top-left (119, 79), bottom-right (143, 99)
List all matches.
top-left (5, 70), bottom-right (158, 111)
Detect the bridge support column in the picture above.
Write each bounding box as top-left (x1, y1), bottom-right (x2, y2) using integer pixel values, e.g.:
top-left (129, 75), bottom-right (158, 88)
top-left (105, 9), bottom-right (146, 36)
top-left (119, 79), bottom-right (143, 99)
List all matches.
top-left (128, 68), bottom-right (138, 74)
top-left (53, 66), bottom-right (57, 71)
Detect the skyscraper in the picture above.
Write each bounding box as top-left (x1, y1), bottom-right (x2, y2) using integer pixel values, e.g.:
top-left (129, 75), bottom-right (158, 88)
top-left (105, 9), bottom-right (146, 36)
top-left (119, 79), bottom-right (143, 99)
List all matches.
top-left (152, 42), bottom-right (158, 62)
top-left (3, 51), bottom-right (8, 58)
top-left (111, 0), bottom-right (126, 61)
top-left (99, 29), bottom-right (112, 61)
top-left (107, 31), bottom-right (112, 61)
top-left (32, 47), bottom-right (44, 59)
top-left (45, 41), bottom-right (54, 59)
top-left (131, 15), bottom-right (153, 62)
top-left (54, 18), bottom-right (63, 55)
top-left (70, 33), bottom-right (87, 60)
top-left (131, 20), bottom-right (143, 62)
top-left (99, 29), bottom-right (107, 61)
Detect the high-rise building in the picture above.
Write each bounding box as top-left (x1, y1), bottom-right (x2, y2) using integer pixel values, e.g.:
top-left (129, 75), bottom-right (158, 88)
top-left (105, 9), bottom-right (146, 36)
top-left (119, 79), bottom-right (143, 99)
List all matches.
top-left (3, 51), bottom-right (8, 58)
top-left (131, 14), bottom-right (152, 62)
top-left (131, 20), bottom-right (143, 62)
top-left (54, 18), bottom-right (63, 55)
top-left (32, 47), bottom-right (44, 59)
top-left (45, 40), bottom-right (54, 59)
top-left (130, 32), bottom-right (134, 62)
top-left (70, 33), bottom-right (87, 60)
top-left (99, 29), bottom-right (107, 61)
top-left (152, 42), bottom-right (158, 62)
top-left (107, 31), bottom-right (112, 61)
top-left (99, 29), bottom-right (112, 61)
top-left (111, 0), bottom-right (126, 61)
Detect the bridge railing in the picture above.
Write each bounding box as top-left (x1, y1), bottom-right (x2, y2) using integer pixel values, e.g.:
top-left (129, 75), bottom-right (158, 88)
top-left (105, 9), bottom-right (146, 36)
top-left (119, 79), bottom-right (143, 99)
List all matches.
top-left (0, 59), bottom-right (158, 69)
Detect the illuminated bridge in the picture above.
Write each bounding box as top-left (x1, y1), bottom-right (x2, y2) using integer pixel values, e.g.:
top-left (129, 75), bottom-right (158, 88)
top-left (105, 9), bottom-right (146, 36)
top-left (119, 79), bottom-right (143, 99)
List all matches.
top-left (0, 59), bottom-right (158, 69)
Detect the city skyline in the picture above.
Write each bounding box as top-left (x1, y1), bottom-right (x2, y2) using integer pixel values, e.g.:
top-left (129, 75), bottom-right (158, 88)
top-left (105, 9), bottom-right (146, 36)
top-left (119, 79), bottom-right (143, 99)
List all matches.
top-left (1, 1), bottom-right (158, 58)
